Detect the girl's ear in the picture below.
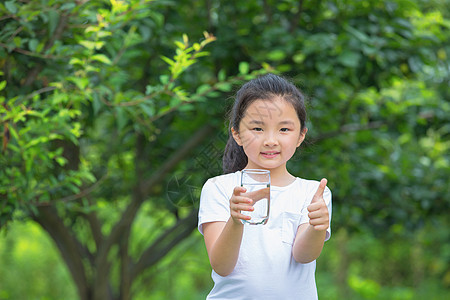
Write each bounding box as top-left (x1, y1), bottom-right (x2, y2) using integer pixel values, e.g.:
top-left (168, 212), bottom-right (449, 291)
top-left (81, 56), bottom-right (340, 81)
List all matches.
top-left (231, 127), bottom-right (243, 146)
top-left (296, 127), bottom-right (308, 147)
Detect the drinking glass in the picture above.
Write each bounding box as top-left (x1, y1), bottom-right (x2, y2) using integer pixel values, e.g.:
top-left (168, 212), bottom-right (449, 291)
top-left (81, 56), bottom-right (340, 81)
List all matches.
top-left (241, 169), bottom-right (270, 225)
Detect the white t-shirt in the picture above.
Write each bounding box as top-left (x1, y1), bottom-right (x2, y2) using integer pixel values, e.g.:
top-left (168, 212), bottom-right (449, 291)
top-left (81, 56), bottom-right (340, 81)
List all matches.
top-left (198, 171), bottom-right (332, 300)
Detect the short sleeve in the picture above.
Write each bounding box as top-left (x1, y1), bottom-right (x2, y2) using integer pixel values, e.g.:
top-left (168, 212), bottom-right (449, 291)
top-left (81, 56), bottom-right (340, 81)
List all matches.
top-left (198, 177), bottom-right (232, 235)
top-left (299, 183), bottom-right (332, 241)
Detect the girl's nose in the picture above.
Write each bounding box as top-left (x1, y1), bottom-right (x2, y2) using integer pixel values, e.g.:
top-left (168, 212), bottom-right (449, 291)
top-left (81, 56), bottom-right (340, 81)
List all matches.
top-left (264, 133), bottom-right (278, 147)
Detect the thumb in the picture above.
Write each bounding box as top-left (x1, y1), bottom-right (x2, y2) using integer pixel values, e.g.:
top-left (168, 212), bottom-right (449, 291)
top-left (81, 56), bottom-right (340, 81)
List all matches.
top-left (311, 178), bottom-right (327, 203)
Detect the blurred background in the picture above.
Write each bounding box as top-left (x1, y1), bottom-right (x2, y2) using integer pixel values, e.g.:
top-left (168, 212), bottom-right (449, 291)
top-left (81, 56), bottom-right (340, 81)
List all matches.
top-left (0, 0), bottom-right (449, 299)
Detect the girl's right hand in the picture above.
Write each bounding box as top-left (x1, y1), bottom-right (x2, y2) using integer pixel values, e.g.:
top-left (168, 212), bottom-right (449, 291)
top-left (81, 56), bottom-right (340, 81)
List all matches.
top-left (230, 186), bottom-right (253, 224)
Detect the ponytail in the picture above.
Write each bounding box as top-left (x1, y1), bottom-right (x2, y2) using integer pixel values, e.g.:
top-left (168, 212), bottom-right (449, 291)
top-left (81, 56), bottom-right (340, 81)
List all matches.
top-left (222, 132), bottom-right (247, 174)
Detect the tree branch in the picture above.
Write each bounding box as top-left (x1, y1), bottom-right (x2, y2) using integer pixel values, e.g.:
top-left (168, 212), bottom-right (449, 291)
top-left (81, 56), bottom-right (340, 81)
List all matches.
top-left (32, 206), bottom-right (90, 299)
top-left (0, 42), bottom-right (61, 59)
top-left (131, 209), bottom-right (198, 280)
top-left (263, 0), bottom-right (273, 24)
top-left (119, 229), bottom-right (132, 300)
top-left (141, 124), bottom-right (215, 196)
top-left (83, 209), bottom-right (104, 251)
top-left (31, 174), bottom-right (107, 207)
top-left (94, 124), bottom-right (214, 291)
top-left (118, 133), bottom-right (145, 300)
top-left (290, 0), bottom-right (304, 33)
top-left (23, 13), bottom-right (70, 86)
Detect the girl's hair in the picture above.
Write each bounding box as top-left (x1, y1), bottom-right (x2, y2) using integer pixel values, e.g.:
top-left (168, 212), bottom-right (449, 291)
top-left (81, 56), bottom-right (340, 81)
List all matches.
top-left (222, 73), bottom-right (307, 174)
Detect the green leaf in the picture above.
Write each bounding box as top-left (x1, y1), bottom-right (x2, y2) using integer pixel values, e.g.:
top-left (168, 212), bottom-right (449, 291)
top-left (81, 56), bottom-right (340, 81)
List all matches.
top-left (0, 81), bottom-right (6, 91)
top-left (7, 143), bottom-right (20, 153)
top-left (193, 51), bottom-right (209, 58)
top-left (174, 41), bottom-right (185, 49)
top-left (97, 31), bottom-right (112, 38)
top-left (196, 84), bottom-right (210, 95)
top-left (5, 1), bottom-right (17, 14)
top-left (69, 57), bottom-right (84, 65)
top-left (218, 69), bottom-right (226, 81)
top-left (293, 53), bottom-right (306, 64)
top-left (178, 104), bottom-right (194, 112)
top-left (239, 62), bottom-right (249, 75)
top-left (13, 37), bottom-right (21, 48)
top-left (67, 76), bottom-right (89, 90)
top-left (159, 75), bottom-right (170, 84)
top-left (344, 24), bottom-right (370, 43)
top-left (338, 51), bottom-right (361, 68)
top-left (79, 40), bottom-right (96, 50)
top-left (215, 82), bottom-right (232, 92)
top-left (267, 50), bottom-right (286, 61)
top-left (66, 183), bottom-right (80, 194)
top-left (48, 9), bottom-right (60, 36)
top-left (140, 104), bottom-right (155, 117)
top-left (160, 55), bottom-right (175, 66)
top-left (28, 39), bottom-right (39, 52)
top-left (55, 157), bottom-right (68, 166)
top-left (92, 54), bottom-right (112, 65)
top-left (36, 42), bottom-right (45, 53)
top-left (115, 107), bottom-right (128, 130)
top-left (7, 125), bottom-right (19, 144)
top-left (60, 2), bottom-right (76, 11)
top-left (193, 43), bottom-right (201, 51)
top-left (316, 61), bottom-right (332, 74)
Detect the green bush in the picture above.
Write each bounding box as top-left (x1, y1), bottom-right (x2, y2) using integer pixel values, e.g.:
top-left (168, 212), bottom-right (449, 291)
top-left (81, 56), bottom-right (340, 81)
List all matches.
top-left (0, 222), bottom-right (76, 300)
top-left (317, 216), bottom-right (450, 299)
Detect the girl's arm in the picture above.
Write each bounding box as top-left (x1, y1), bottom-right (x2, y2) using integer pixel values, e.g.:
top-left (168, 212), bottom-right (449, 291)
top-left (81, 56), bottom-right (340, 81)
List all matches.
top-left (202, 186), bottom-right (252, 277)
top-left (292, 179), bottom-right (329, 264)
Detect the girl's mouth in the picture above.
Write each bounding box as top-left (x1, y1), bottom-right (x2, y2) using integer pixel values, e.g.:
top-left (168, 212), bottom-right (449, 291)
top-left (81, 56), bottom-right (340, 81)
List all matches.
top-left (261, 151), bottom-right (280, 158)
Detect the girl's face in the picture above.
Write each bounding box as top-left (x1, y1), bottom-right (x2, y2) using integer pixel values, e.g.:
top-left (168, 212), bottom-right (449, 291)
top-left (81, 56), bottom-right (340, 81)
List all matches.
top-left (232, 97), bottom-right (306, 173)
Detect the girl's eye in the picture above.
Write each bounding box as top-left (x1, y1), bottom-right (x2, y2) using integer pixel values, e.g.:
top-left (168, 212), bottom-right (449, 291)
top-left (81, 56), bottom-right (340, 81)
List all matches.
top-left (280, 128), bottom-right (290, 132)
top-left (252, 127), bottom-right (263, 132)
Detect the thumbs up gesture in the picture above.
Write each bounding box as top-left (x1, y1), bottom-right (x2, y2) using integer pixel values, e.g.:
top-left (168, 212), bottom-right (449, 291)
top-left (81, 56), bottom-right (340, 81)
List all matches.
top-left (307, 178), bottom-right (329, 231)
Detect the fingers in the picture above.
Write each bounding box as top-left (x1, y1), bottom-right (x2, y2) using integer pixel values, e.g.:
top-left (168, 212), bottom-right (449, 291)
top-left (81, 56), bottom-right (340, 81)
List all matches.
top-left (231, 201), bottom-right (254, 212)
top-left (307, 197), bottom-right (329, 231)
top-left (242, 187), bottom-right (269, 202)
top-left (311, 178), bottom-right (327, 203)
top-left (309, 222), bottom-right (329, 231)
top-left (307, 201), bottom-right (324, 212)
top-left (230, 187), bottom-right (254, 222)
top-left (308, 209), bottom-right (328, 220)
top-left (233, 186), bottom-right (247, 195)
top-left (308, 212), bottom-right (329, 231)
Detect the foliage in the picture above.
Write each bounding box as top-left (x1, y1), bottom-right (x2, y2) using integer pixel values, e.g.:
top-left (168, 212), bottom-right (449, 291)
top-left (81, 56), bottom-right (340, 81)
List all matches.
top-left (316, 217), bottom-right (450, 299)
top-left (0, 221), bottom-right (77, 299)
top-left (161, 0), bottom-right (450, 232)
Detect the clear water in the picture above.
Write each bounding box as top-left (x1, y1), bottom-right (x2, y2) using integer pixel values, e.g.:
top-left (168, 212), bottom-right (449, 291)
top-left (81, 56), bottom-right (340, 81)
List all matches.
top-left (241, 183), bottom-right (270, 225)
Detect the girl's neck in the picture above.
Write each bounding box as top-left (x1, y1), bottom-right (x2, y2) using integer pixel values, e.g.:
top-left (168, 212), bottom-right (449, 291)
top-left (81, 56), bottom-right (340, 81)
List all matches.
top-left (271, 170), bottom-right (296, 187)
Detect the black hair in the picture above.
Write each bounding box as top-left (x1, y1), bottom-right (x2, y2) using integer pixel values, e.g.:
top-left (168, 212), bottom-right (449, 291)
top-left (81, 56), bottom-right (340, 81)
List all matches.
top-left (222, 73), bottom-right (307, 174)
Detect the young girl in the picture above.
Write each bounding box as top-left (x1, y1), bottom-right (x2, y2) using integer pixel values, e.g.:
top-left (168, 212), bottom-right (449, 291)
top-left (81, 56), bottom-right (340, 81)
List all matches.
top-left (198, 74), bottom-right (332, 299)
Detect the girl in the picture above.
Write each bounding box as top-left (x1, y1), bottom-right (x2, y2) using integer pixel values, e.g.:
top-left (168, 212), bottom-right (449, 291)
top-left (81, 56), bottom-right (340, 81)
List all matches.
top-left (198, 74), bottom-right (332, 299)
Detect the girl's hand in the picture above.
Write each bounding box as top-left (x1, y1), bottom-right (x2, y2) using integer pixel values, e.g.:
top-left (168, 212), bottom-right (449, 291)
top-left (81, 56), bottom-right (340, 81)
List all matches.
top-left (307, 178), bottom-right (329, 231)
top-left (230, 186), bottom-right (253, 225)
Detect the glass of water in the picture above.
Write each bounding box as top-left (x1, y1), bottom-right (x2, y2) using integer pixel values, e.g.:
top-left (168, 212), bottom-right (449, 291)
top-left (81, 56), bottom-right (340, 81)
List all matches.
top-left (241, 169), bottom-right (270, 225)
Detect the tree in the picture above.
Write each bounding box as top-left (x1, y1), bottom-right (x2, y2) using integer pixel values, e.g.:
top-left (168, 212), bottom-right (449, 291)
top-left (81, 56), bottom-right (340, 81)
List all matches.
top-left (0, 1), bottom-right (269, 298)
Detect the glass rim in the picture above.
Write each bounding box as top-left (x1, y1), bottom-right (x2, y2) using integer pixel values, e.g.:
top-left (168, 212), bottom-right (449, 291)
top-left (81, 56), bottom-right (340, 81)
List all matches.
top-left (241, 169), bottom-right (270, 175)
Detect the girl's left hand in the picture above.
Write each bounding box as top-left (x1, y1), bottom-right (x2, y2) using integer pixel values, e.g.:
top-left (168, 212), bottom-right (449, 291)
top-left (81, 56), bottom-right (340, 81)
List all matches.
top-left (307, 178), bottom-right (329, 231)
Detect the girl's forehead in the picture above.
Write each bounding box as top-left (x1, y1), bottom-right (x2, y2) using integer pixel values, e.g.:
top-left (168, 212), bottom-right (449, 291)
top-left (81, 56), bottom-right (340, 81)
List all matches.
top-left (243, 98), bottom-right (298, 119)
